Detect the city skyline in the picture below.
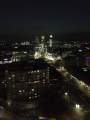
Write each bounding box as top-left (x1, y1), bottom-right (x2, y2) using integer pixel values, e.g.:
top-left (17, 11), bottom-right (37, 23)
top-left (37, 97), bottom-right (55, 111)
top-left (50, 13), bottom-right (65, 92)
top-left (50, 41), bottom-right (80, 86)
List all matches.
top-left (0, 33), bottom-right (89, 119)
top-left (0, 0), bottom-right (90, 119)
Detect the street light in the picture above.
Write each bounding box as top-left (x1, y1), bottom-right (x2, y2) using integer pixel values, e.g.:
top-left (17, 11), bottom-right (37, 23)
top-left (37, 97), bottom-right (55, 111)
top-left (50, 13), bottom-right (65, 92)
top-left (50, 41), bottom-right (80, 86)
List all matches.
top-left (75, 104), bottom-right (80, 109)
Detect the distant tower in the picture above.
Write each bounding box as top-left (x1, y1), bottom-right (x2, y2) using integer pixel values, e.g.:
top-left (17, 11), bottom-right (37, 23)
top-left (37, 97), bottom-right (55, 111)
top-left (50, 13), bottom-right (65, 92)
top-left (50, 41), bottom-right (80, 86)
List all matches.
top-left (40, 35), bottom-right (45, 53)
top-left (49, 34), bottom-right (53, 48)
top-left (34, 35), bottom-right (46, 59)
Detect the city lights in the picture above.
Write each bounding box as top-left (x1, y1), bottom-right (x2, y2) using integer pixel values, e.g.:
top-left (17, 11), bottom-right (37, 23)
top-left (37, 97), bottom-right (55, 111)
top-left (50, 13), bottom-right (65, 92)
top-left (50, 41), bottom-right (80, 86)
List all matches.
top-left (75, 104), bottom-right (80, 109)
top-left (82, 68), bottom-right (88, 72)
top-left (45, 54), bottom-right (55, 62)
top-left (8, 77), bottom-right (11, 80)
top-left (14, 46), bottom-right (18, 49)
top-left (41, 36), bottom-right (45, 40)
top-left (34, 51), bottom-right (41, 59)
top-left (7, 100), bottom-right (12, 107)
top-left (78, 49), bottom-right (83, 52)
top-left (12, 74), bottom-right (15, 77)
top-left (24, 51), bottom-right (28, 54)
top-left (29, 96), bottom-right (32, 99)
top-left (0, 34), bottom-right (89, 120)
top-left (31, 89), bottom-right (34, 92)
top-left (49, 34), bottom-right (53, 38)
top-left (64, 92), bottom-right (68, 96)
top-left (18, 90), bottom-right (22, 94)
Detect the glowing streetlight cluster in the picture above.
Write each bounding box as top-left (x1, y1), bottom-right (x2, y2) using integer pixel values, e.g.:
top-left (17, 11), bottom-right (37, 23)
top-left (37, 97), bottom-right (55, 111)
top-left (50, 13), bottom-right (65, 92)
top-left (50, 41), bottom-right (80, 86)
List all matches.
top-left (75, 104), bottom-right (80, 109)
top-left (34, 51), bottom-right (41, 59)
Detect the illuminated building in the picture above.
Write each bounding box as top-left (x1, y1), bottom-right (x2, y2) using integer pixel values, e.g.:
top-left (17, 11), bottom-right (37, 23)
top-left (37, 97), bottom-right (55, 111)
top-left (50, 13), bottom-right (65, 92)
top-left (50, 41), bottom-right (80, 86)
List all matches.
top-left (0, 59), bottom-right (63, 106)
top-left (34, 35), bottom-right (47, 59)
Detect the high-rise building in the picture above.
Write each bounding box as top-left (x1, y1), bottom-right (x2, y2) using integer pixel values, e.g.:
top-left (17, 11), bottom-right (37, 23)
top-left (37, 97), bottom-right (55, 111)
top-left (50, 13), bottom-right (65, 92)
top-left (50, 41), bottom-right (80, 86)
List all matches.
top-left (0, 59), bottom-right (63, 107)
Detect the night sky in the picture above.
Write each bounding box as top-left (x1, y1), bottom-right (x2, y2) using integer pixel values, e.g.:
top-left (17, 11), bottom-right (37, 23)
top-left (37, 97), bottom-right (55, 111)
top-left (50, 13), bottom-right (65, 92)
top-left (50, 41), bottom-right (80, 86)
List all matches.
top-left (0, 0), bottom-right (89, 36)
